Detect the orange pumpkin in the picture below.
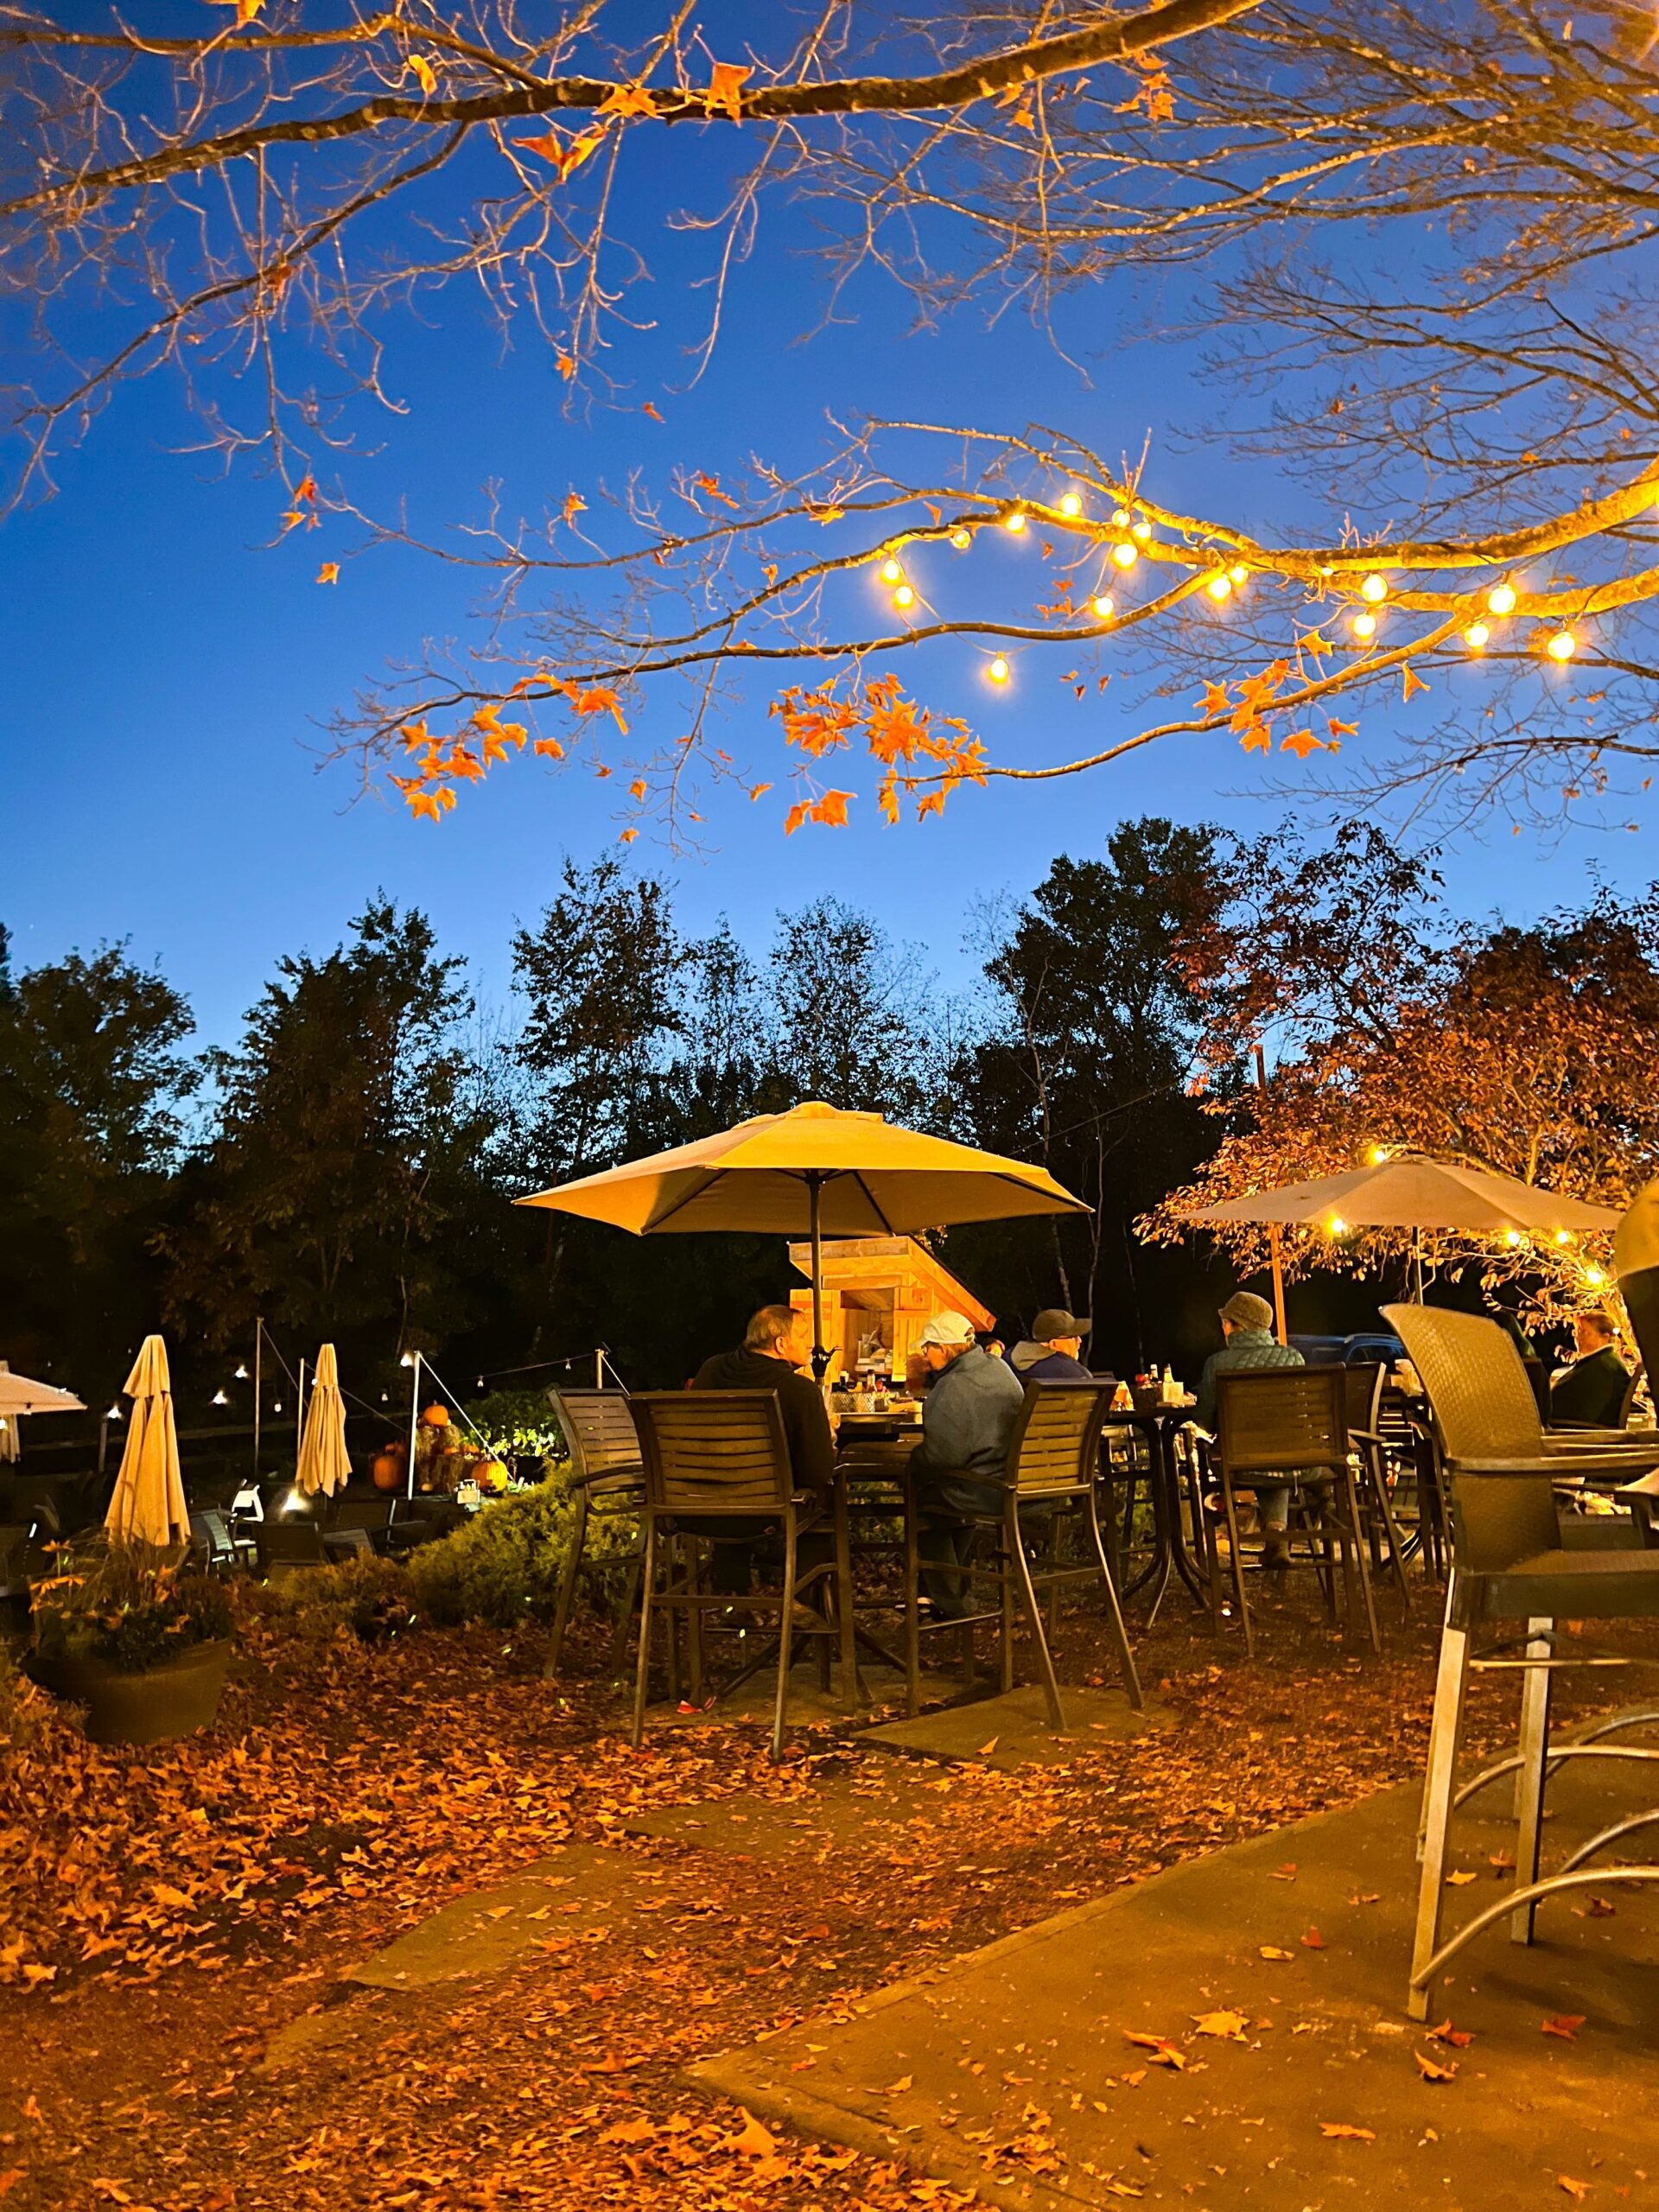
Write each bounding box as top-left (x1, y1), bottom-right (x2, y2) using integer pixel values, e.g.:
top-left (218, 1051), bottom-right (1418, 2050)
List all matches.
top-left (420, 1402), bottom-right (451, 1427)
top-left (371, 1443), bottom-right (407, 1493)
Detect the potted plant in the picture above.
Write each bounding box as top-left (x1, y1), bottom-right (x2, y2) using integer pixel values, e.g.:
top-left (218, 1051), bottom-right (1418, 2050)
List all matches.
top-left (27, 1540), bottom-right (235, 1745)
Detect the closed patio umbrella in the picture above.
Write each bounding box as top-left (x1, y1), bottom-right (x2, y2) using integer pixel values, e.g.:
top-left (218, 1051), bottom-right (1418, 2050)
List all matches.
top-left (295, 1343), bottom-right (352, 1498)
top-left (105, 1333), bottom-right (188, 1550)
top-left (518, 1099), bottom-right (1089, 1376)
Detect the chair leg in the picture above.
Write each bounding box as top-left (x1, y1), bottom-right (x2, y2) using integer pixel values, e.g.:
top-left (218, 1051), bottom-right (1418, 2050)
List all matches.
top-left (1409, 1599), bottom-right (1471, 2019)
top-left (1512, 1616), bottom-right (1555, 1944)
top-left (630, 1518), bottom-right (658, 1749)
top-left (1045, 1510), bottom-right (1064, 1638)
top-left (544, 1484), bottom-right (589, 1679)
top-left (1220, 1477), bottom-right (1253, 1658)
top-left (1088, 1484), bottom-right (1143, 1710)
top-left (772, 1522), bottom-right (798, 1765)
top-left (606, 1541), bottom-right (644, 1676)
top-left (998, 1522), bottom-right (1016, 1694)
top-left (1342, 1466), bottom-right (1381, 1653)
top-left (684, 1538), bottom-right (703, 1707)
top-left (1366, 1444), bottom-right (1412, 1615)
top-left (1009, 1500), bottom-right (1064, 1728)
top-left (903, 1484), bottom-right (922, 1719)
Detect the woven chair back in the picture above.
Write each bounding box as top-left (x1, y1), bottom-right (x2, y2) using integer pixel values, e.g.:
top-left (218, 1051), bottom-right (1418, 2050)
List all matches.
top-left (1215, 1367), bottom-right (1346, 1478)
top-left (628, 1392), bottom-right (793, 1516)
top-left (549, 1388), bottom-right (645, 1482)
top-left (1007, 1381), bottom-right (1116, 1494)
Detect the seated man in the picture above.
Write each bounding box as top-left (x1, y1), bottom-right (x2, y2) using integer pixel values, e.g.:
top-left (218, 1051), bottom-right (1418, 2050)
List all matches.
top-left (1194, 1290), bottom-right (1305, 1569)
top-left (1549, 1308), bottom-right (1632, 1429)
top-left (691, 1304), bottom-right (834, 1595)
top-left (1006, 1307), bottom-right (1092, 1384)
top-left (909, 1309), bottom-right (1027, 1618)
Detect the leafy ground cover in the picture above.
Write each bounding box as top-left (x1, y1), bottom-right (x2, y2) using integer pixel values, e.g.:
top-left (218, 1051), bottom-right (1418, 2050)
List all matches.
top-left (0, 1586), bottom-right (1618, 2210)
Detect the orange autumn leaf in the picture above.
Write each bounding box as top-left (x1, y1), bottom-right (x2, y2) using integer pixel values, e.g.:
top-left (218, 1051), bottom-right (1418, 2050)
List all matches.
top-left (1280, 728), bottom-right (1326, 760)
top-left (207, 0), bottom-right (264, 22)
top-left (1414, 2050), bottom-right (1458, 2082)
top-left (562, 491), bottom-right (587, 525)
top-left (642, 401), bottom-right (664, 422)
top-left (1402, 666), bottom-right (1430, 702)
top-left (724, 2109), bottom-right (779, 2158)
top-left (409, 54), bottom-right (437, 95)
top-left (1238, 722), bottom-right (1271, 753)
top-left (1541, 2013), bottom-right (1586, 2041)
top-left (598, 83), bottom-right (659, 120)
top-left (628, 779), bottom-right (647, 799)
top-left (748, 782), bottom-right (772, 801)
top-left (1300, 1927), bottom-right (1328, 1949)
top-left (783, 800), bottom-right (811, 836)
top-left (294, 474), bottom-right (317, 505)
top-left (1328, 716), bottom-right (1358, 737)
top-left (1319, 2123), bottom-right (1376, 2141)
top-left (1301, 629), bottom-right (1336, 655)
top-left (1199, 681), bottom-right (1232, 716)
top-left (692, 470), bottom-right (739, 511)
top-left (556, 351), bottom-right (577, 381)
top-left (619, 828), bottom-right (639, 845)
top-left (705, 62), bottom-right (752, 122)
top-left (315, 563), bottom-right (339, 586)
top-left (531, 736), bottom-right (564, 759)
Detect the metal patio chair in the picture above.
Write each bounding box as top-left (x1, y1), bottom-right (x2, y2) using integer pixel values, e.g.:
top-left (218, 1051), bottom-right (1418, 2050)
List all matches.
top-left (1210, 1366), bottom-right (1381, 1656)
top-left (902, 1380), bottom-right (1142, 1728)
top-left (1383, 1302), bottom-right (1659, 2018)
top-left (543, 1388), bottom-right (646, 1680)
top-left (1342, 1361), bottom-right (1414, 1611)
top-left (626, 1391), bottom-right (838, 1763)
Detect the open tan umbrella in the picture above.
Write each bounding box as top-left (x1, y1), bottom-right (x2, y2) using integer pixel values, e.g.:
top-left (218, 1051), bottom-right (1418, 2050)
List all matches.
top-left (0, 1361), bottom-right (85, 1465)
top-left (295, 1343), bottom-right (352, 1498)
top-left (105, 1333), bottom-right (188, 1550)
top-left (519, 1099), bottom-right (1088, 1374)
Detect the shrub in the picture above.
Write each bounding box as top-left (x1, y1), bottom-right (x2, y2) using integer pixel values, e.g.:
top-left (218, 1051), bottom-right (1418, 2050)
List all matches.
top-left (243, 1552), bottom-right (419, 1643)
top-left (404, 1472), bottom-right (635, 1630)
top-left (463, 1389), bottom-right (569, 1473)
top-left (0, 1640), bottom-right (46, 1750)
top-left (30, 1541), bottom-right (233, 1671)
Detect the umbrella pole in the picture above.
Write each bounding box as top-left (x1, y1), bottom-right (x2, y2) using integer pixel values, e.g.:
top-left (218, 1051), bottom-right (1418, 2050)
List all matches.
top-left (806, 1172), bottom-right (830, 1382)
top-left (1413, 1226), bottom-right (1425, 1304)
top-left (1253, 1047), bottom-right (1289, 1346)
top-left (253, 1317), bottom-right (263, 1478)
top-left (407, 1351), bottom-right (422, 1501)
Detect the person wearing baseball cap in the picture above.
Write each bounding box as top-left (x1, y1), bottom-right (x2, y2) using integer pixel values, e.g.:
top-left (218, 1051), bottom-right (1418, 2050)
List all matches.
top-left (1194, 1289), bottom-right (1305, 1568)
top-left (910, 1309), bottom-right (1026, 1618)
top-left (1005, 1307), bottom-right (1092, 1385)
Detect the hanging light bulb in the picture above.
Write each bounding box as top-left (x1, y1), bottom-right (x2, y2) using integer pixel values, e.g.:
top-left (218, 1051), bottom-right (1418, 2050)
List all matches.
top-left (893, 584), bottom-right (915, 609)
top-left (1131, 519), bottom-right (1153, 542)
top-left (1487, 581), bottom-right (1517, 615)
top-left (1367, 1145), bottom-right (1391, 1166)
top-left (1464, 622), bottom-right (1490, 650)
top-left (1360, 573), bottom-right (1389, 603)
top-left (1351, 611), bottom-right (1377, 639)
top-left (1555, 1229), bottom-right (1573, 1247)
top-left (212, 1389), bottom-right (230, 1407)
top-left (1546, 629), bottom-right (1578, 661)
top-left (273, 1400), bottom-right (283, 1414)
top-left (234, 1363), bottom-right (249, 1381)
top-left (879, 556), bottom-right (903, 583)
top-left (1090, 594), bottom-right (1115, 620)
top-left (1585, 1265), bottom-right (1608, 1288)
top-left (1504, 1229), bottom-right (1523, 1248)
top-left (1111, 542), bottom-right (1138, 569)
top-left (105, 1402), bottom-right (123, 1421)
top-left (1004, 510), bottom-right (1027, 534)
top-left (399, 1351), bottom-right (416, 1368)
top-left (380, 1390), bottom-right (390, 1403)
top-left (950, 528), bottom-right (971, 550)
top-left (1318, 563), bottom-right (1335, 576)
top-left (1111, 507), bottom-right (1130, 528)
top-left (1058, 491), bottom-right (1083, 518)
top-left (1328, 1216), bottom-right (1349, 1236)
top-left (1229, 564), bottom-right (1249, 585)
top-left (988, 655), bottom-right (1010, 683)
top-left (1205, 573), bottom-right (1233, 601)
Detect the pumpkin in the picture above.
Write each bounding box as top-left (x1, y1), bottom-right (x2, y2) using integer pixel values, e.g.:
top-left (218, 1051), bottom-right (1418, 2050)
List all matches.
top-left (473, 1458), bottom-right (510, 1496)
top-left (371, 1442), bottom-right (407, 1493)
top-left (419, 1402), bottom-right (451, 1427)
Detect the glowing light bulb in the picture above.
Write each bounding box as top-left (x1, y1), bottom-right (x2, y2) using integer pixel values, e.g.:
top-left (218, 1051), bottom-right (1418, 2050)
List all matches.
top-left (400, 1351), bottom-right (416, 1368)
top-left (1367, 1145), bottom-right (1391, 1166)
top-left (880, 556), bottom-right (903, 583)
top-left (1555, 1230), bottom-right (1573, 1247)
top-left (1004, 510), bottom-right (1027, 535)
top-left (1504, 1230), bottom-right (1522, 1248)
top-left (893, 584), bottom-right (915, 609)
top-left (1351, 611), bottom-right (1377, 639)
top-left (213, 1389), bottom-right (230, 1407)
top-left (234, 1363), bottom-right (249, 1381)
top-left (1328, 1216), bottom-right (1349, 1236)
top-left (1229, 564), bottom-right (1249, 585)
top-left (988, 655), bottom-right (1010, 684)
top-left (1547, 629), bottom-right (1578, 661)
top-left (273, 1400), bottom-right (283, 1414)
top-left (1205, 573), bottom-right (1233, 601)
top-left (1131, 519), bottom-right (1153, 542)
top-left (1090, 594), bottom-right (1115, 620)
top-left (1361, 572), bottom-right (1389, 603)
top-left (105, 1403), bottom-right (123, 1421)
top-left (1585, 1265), bottom-right (1607, 1288)
top-left (1112, 507), bottom-right (1129, 527)
top-left (1465, 622), bottom-right (1490, 650)
top-left (1318, 563), bottom-right (1335, 577)
top-left (1112, 542), bottom-right (1139, 569)
top-left (1058, 491), bottom-right (1083, 518)
top-left (1487, 581), bottom-right (1516, 614)
top-left (950, 528), bottom-right (971, 550)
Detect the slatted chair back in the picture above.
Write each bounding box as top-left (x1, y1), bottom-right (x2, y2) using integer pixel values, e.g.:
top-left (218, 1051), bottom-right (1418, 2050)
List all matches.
top-left (549, 1389), bottom-right (645, 1484)
top-left (328, 1496), bottom-right (394, 1532)
top-left (1382, 1303), bottom-right (1560, 1572)
top-left (1624, 1263), bottom-right (1659, 1396)
top-left (1214, 1366), bottom-right (1347, 1481)
top-left (628, 1392), bottom-right (793, 1516)
top-left (189, 1510), bottom-right (236, 1573)
top-left (1007, 1381), bottom-right (1116, 1496)
top-left (1341, 1362), bottom-right (1385, 1440)
top-left (1620, 1365), bottom-right (1645, 1429)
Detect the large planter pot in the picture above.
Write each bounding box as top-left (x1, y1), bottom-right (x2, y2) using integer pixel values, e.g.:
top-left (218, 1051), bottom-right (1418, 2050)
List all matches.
top-left (28, 1639), bottom-right (233, 1745)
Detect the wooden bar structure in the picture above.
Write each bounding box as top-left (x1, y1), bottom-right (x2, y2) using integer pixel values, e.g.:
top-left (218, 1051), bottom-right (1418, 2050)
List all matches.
top-left (786, 1236), bottom-right (995, 1380)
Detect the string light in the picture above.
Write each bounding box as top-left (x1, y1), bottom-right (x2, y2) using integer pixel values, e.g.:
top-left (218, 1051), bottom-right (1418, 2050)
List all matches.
top-left (893, 584), bottom-right (915, 609)
top-left (1546, 629), bottom-right (1578, 661)
top-left (1229, 564), bottom-right (1249, 585)
top-left (212, 1389), bottom-right (230, 1407)
top-left (1488, 581), bottom-right (1517, 614)
top-left (1367, 1145), bottom-right (1391, 1165)
top-left (1131, 519), bottom-right (1153, 542)
top-left (1465, 622), bottom-right (1491, 650)
top-left (1004, 511), bottom-right (1027, 535)
top-left (1205, 573), bottom-right (1233, 601)
top-left (105, 1403), bottom-right (122, 1421)
top-left (1090, 594), bottom-right (1115, 620)
top-left (1112, 508), bottom-right (1130, 527)
top-left (950, 528), bottom-right (971, 550)
top-left (1361, 573), bottom-right (1389, 603)
top-left (1585, 1265), bottom-right (1607, 1288)
top-left (1351, 611), bottom-right (1377, 639)
top-left (399, 1351), bottom-right (416, 1368)
top-left (273, 1400), bottom-right (283, 1414)
top-left (1058, 491), bottom-right (1083, 518)
top-left (879, 556), bottom-right (903, 584)
top-left (1504, 1230), bottom-right (1523, 1248)
top-left (988, 654), bottom-right (1010, 684)
top-left (1555, 1230), bottom-right (1573, 1247)
top-left (1111, 542), bottom-right (1139, 569)
top-left (234, 1363), bottom-right (249, 1381)
top-left (1328, 1216), bottom-right (1349, 1236)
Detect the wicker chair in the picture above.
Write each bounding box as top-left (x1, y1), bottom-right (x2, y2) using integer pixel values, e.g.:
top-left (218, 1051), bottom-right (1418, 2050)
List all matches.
top-left (543, 1389), bottom-right (646, 1681)
top-left (626, 1391), bottom-right (838, 1763)
top-left (1382, 1302), bottom-right (1659, 2018)
top-left (1210, 1367), bottom-right (1380, 1656)
top-left (902, 1381), bottom-right (1141, 1728)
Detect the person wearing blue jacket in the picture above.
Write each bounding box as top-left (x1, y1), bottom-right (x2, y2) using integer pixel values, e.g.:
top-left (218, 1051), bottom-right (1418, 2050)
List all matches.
top-left (1004, 1308), bottom-right (1093, 1384)
top-left (910, 1309), bottom-right (1027, 1618)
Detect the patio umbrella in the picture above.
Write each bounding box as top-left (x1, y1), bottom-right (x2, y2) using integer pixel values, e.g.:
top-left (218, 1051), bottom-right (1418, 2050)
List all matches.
top-left (105, 1333), bottom-right (189, 1550)
top-left (0, 1361), bottom-right (86, 1465)
top-left (518, 1099), bottom-right (1089, 1375)
top-left (1183, 1154), bottom-right (1620, 1326)
top-left (1615, 1178), bottom-right (1659, 1383)
top-left (295, 1343), bottom-right (352, 1498)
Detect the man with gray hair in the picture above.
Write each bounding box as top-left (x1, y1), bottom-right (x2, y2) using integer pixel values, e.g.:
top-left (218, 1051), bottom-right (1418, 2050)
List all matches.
top-left (909, 1308), bottom-right (1027, 1618)
top-left (1194, 1290), bottom-right (1305, 1568)
top-left (690, 1302), bottom-right (835, 1595)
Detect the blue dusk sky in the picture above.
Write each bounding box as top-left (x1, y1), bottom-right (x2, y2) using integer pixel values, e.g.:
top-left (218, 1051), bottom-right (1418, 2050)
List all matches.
top-left (3, 105), bottom-right (1650, 1047)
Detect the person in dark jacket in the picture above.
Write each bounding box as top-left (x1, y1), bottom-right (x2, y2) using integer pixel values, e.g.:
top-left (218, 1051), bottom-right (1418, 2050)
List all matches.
top-left (1194, 1290), bottom-right (1305, 1568)
top-left (1549, 1310), bottom-right (1632, 1429)
top-left (1005, 1308), bottom-right (1093, 1384)
top-left (910, 1309), bottom-right (1027, 1618)
top-left (690, 1304), bottom-right (835, 1595)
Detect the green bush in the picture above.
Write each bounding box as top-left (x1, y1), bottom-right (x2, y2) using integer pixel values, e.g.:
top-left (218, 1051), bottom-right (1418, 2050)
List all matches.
top-left (30, 1541), bottom-right (233, 1671)
top-left (244, 1552), bottom-right (419, 1643)
top-left (463, 1389), bottom-right (569, 1470)
top-left (405, 1472), bottom-right (635, 1630)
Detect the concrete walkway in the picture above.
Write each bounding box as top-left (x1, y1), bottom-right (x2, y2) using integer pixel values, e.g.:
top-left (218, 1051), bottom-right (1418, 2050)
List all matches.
top-left (693, 1733), bottom-right (1659, 2209)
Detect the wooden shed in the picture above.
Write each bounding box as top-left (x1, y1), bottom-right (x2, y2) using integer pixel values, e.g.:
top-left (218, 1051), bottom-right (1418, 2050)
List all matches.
top-left (786, 1236), bottom-right (995, 1379)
